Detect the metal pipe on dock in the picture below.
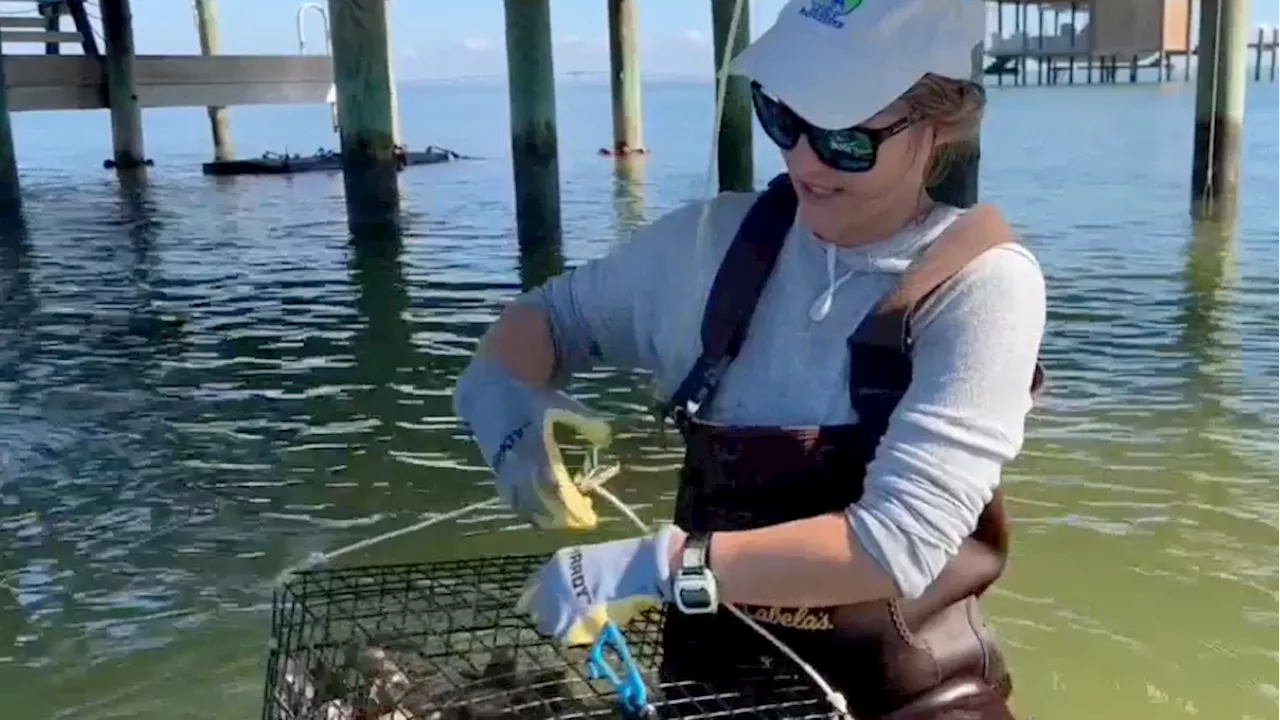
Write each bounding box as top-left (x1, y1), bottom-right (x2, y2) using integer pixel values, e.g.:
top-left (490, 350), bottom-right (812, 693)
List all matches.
top-left (1270, 28), bottom-right (1279, 82)
top-left (100, 0), bottom-right (148, 173)
top-left (996, 1), bottom-right (1005, 86)
top-left (1068, 2), bottom-right (1078, 83)
top-left (193, 0), bottom-right (233, 163)
top-left (1018, 3), bottom-right (1028, 86)
top-left (0, 51), bottom-right (21, 216)
top-left (328, 0), bottom-right (400, 225)
top-left (1036, 5), bottom-right (1045, 85)
top-left (1254, 27), bottom-right (1266, 81)
top-left (1190, 0), bottom-right (1248, 223)
top-left (606, 0), bottom-right (644, 155)
top-left (711, 0), bottom-right (752, 193)
top-left (503, 0), bottom-right (561, 251)
top-left (1183, 9), bottom-right (1194, 81)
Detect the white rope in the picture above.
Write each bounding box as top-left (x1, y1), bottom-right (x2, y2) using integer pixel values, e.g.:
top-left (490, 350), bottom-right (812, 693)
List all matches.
top-left (685, 0), bottom-right (750, 343)
top-left (271, 496), bottom-right (505, 588)
top-left (1200, 0), bottom-right (1225, 205)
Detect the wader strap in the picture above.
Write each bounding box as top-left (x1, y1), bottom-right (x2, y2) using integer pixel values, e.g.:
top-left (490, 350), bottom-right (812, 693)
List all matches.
top-left (854, 205), bottom-right (1003, 350)
top-left (850, 204), bottom-right (1045, 559)
top-left (851, 203), bottom-right (1046, 395)
top-left (666, 174), bottom-right (797, 432)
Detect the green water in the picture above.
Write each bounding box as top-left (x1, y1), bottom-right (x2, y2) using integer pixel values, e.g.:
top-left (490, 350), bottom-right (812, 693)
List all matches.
top-left (0, 81), bottom-right (1276, 719)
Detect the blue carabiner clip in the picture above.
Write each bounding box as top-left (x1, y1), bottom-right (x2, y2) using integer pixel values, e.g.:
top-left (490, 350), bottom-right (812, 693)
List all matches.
top-left (586, 621), bottom-right (652, 718)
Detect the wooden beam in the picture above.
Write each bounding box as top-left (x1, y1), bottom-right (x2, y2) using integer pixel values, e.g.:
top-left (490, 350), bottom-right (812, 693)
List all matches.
top-left (0, 17), bottom-right (52, 28)
top-left (3, 55), bottom-right (335, 112)
top-left (0, 30), bottom-right (81, 43)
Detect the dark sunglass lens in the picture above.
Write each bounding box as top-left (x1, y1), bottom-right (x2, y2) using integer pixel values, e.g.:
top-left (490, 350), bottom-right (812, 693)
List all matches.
top-left (816, 129), bottom-right (876, 173)
top-left (826, 130), bottom-right (874, 159)
top-left (751, 87), bottom-right (799, 149)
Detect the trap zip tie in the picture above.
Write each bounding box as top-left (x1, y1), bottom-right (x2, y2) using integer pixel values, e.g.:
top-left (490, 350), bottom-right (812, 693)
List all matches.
top-left (586, 621), bottom-right (654, 719)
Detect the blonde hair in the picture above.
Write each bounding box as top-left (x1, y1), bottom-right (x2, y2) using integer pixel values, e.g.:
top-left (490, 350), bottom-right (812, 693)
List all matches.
top-left (901, 72), bottom-right (986, 186)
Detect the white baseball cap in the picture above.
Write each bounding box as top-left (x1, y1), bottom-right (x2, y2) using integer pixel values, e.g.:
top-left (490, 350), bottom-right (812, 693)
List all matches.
top-left (731, 0), bottom-right (986, 130)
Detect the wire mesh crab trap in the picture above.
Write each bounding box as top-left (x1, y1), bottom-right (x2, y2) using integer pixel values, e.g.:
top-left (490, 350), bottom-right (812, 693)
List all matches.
top-left (262, 555), bottom-right (835, 720)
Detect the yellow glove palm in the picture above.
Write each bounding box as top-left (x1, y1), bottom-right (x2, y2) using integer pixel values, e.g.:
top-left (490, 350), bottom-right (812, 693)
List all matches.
top-left (531, 407), bottom-right (613, 531)
top-left (456, 357), bottom-right (617, 531)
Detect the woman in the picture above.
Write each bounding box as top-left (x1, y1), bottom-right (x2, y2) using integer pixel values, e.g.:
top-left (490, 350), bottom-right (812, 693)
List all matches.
top-left (453, 0), bottom-right (1046, 717)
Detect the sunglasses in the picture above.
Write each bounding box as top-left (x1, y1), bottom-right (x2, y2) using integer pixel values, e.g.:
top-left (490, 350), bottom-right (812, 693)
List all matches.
top-left (750, 81), bottom-right (915, 173)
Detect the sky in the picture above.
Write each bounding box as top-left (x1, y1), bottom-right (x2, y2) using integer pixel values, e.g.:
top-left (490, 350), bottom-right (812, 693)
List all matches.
top-left (11, 0), bottom-right (1280, 82)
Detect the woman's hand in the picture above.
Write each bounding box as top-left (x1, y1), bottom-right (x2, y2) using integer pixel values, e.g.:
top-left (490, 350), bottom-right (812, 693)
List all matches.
top-left (517, 526), bottom-right (684, 645)
top-left (454, 356), bottom-right (613, 530)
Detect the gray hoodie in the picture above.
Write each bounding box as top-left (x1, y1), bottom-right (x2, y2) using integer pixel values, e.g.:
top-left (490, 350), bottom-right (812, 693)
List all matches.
top-left (524, 191), bottom-right (1046, 599)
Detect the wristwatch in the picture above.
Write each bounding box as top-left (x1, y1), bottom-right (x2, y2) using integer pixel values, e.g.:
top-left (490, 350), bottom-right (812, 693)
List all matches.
top-left (672, 532), bottom-right (718, 614)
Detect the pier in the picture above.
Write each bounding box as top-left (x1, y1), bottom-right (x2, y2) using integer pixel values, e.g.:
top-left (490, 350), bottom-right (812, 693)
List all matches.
top-left (0, 0), bottom-right (1271, 231)
top-left (987, 0), bottom-right (1276, 86)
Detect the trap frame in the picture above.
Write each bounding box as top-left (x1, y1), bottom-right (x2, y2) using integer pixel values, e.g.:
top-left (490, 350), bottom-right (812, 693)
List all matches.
top-left (262, 555), bottom-right (835, 720)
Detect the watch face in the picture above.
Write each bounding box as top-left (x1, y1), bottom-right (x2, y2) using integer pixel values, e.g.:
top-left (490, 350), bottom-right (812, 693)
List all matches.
top-left (678, 585), bottom-right (713, 609)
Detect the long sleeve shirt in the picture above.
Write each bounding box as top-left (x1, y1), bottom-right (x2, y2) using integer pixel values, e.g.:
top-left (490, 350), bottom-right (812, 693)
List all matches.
top-left (524, 191), bottom-right (1046, 599)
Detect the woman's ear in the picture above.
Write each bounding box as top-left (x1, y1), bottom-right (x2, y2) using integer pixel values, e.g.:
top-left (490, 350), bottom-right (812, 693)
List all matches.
top-left (911, 122), bottom-right (940, 169)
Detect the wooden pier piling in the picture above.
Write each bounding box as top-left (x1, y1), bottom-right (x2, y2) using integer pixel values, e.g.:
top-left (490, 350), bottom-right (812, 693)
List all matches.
top-left (193, 0), bottom-right (233, 163)
top-left (606, 0), bottom-right (644, 155)
top-left (1190, 0), bottom-right (1248, 223)
top-left (0, 51), bottom-right (21, 216)
top-left (100, 0), bottom-right (148, 173)
top-left (503, 0), bottom-right (561, 251)
top-left (328, 0), bottom-right (400, 225)
top-left (39, 1), bottom-right (60, 55)
top-left (711, 0), bottom-right (752, 192)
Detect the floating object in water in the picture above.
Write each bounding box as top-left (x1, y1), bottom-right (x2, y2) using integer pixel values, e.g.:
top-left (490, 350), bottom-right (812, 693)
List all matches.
top-left (263, 556), bottom-right (835, 719)
top-left (201, 145), bottom-right (469, 177)
top-left (597, 146), bottom-right (650, 157)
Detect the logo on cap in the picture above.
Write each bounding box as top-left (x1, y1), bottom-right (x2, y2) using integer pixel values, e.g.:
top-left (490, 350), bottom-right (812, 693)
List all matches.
top-left (798, 0), bottom-right (862, 29)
